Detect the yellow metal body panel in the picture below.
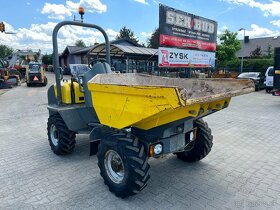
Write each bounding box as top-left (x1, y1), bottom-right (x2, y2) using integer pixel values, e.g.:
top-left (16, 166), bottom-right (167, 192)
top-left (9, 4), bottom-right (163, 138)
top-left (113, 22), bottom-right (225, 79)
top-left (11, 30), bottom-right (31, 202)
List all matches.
top-left (40, 68), bottom-right (44, 81)
top-left (73, 82), bottom-right (85, 103)
top-left (88, 84), bottom-right (182, 129)
top-left (88, 82), bottom-right (232, 130)
top-left (275, 70), bottom-right (280, 74)
top-left (54, 82), bottom-right (72, 104)
top-left (87, 73), bottom-right (254, 130)
top-left (54, 81), bottom-right (84, 104)
top-left (134, 98), bottom-right (231, 130)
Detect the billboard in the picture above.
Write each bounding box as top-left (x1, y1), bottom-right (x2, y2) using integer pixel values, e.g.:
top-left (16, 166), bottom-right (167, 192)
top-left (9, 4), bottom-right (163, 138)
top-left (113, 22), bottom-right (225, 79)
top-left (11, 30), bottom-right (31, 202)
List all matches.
top-left (158, 47), bottom-right (215, 68)
top-left (159, 4), bottom-right (217, 51)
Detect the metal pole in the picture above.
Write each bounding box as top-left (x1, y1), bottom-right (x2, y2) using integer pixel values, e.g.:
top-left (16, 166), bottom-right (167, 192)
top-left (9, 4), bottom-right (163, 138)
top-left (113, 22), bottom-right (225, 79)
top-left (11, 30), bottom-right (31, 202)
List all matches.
top-left (241, 56), bottom-right (244, 73)
top-left (240, 29), bottom-right (245, 73)
top-left (126, 57), bottom-right (129, 73)
top-left (52, 21), bottom-right (110, 105)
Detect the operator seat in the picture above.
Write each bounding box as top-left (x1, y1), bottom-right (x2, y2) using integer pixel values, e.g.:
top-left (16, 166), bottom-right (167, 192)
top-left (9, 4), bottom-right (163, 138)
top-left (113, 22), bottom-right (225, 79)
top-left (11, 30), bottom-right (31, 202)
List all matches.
top-left (82, 62), bottom-right (112, 107)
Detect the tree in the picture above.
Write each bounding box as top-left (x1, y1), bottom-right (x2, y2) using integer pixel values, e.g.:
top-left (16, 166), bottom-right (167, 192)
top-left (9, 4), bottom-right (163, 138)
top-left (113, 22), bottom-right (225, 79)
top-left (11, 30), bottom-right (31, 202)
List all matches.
top-left (116, 26), bottom-right (139, 43)
top-left (0, 44), bottom-right (13, 58)
top-left (75, 39), bottom-right (86, 47)
top-left (266, 44), bottom-right (273, 58)
top-left (147, 28), bottom-right (160, 49)
top-left (216, 30), bottom-right (241, 66)
top-left (250, 46), bottom-right (262, 58)
top-left (42, 53), bottom-right (53, 65)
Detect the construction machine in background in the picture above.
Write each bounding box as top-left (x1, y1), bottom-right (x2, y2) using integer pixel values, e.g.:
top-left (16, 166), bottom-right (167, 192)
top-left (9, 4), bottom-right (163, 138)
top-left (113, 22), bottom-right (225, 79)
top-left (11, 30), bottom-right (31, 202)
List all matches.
top-left (0, 59), bottom-right (21, 88)
top-left (8, 49), bottom-right (41, 78)
top-left (47, 21), bottom-right (255, 198)
top-left (26, 62), bottom-right (48, 87)
top-left (211, 70), bottom-right (239, 78)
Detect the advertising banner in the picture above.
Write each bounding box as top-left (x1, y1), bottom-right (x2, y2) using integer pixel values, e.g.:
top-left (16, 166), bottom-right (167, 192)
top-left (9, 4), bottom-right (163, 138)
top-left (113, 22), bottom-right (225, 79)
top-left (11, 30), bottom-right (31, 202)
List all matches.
top-left (159, 4), bottom-right (217, 51)
top-left (158, 47), bottom-right (215, 68)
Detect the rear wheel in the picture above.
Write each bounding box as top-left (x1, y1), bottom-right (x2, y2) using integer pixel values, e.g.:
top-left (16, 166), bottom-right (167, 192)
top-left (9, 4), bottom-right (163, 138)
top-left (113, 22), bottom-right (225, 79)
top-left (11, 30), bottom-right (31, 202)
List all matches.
top-left (176, 119), bottom-right (213, 162)
top-left (26, 82), bottom-right (31, 87)
top-left (47, 114), bottom-right (76, 155)
top-left (97, 132), bottom-right (150, 198)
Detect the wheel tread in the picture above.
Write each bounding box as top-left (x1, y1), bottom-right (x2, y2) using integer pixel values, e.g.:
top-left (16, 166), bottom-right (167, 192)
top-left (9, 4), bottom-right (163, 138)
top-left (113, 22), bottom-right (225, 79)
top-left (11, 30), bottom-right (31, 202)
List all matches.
top-left (97, 132), bottom-right (150, 198)
top-left (47, 114), bottom-right (76, 155)
top-left (176, 119), bottom-right (213, 162)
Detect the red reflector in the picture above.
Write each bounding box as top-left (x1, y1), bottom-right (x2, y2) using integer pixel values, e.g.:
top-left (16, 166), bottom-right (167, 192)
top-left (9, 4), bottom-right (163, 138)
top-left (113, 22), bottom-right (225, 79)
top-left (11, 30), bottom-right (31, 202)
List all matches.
top-left (33, 76), bottom-right (38, 81)
top-left (275, 91), bottom-right (280, 96)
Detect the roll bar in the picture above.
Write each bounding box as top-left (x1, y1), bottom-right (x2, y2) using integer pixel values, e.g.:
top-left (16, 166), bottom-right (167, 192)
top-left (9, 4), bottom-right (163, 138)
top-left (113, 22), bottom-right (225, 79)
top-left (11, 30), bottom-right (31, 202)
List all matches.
top-left (52, 21), bottom-right (110, 105)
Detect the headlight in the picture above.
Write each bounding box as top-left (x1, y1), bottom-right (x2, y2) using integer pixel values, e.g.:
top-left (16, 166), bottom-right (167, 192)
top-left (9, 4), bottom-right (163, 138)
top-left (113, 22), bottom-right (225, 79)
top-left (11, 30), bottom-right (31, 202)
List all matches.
top-left (154, 144), bottom-right (163, 155)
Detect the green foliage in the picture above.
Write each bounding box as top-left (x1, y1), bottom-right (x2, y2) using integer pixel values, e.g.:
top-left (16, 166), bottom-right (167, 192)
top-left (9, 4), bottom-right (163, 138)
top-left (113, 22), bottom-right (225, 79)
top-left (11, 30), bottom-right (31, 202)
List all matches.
top-left (42, 53), bottom-right (53, 65)
top-left (147, 28), bottom-right (160, 49)
top-left (216, 30), bottom-right (241, 66)
top-left (0, 44), bottom-right (13, 58)
top-left (75, 39), bottom-right (86, 47)
top-left (221, 58), bottom-right (273, 74)
top-left (250, 46), bottom-right (262, 58)
top-left (266, 44), bottom-right (273, 58)
top-left (116, 26), bottom-right (139, 43)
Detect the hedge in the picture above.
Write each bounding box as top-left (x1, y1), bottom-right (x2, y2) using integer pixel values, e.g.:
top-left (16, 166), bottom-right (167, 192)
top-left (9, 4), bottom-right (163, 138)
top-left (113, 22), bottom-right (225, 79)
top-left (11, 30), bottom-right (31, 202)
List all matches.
top-left (217, 58), bottom-right (273, 74)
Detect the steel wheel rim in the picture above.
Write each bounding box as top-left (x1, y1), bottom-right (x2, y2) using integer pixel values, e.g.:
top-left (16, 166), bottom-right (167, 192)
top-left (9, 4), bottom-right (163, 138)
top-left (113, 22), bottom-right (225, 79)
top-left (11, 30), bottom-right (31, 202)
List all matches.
top-left (50, 124), bottom-right (59, 146)
top-left (104, 150), bottom-right (125, 184)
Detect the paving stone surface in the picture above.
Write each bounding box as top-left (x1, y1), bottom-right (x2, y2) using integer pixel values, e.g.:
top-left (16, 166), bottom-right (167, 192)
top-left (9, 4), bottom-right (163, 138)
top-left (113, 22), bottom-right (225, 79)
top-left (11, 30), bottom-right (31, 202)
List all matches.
top-left (0, 72), bottom-right (280, 209)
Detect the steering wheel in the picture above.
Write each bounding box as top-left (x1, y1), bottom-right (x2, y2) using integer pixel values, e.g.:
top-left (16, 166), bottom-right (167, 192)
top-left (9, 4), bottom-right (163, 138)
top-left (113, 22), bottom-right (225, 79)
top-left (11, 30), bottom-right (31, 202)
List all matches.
top-left (88, 58), bottom-right (106, 69)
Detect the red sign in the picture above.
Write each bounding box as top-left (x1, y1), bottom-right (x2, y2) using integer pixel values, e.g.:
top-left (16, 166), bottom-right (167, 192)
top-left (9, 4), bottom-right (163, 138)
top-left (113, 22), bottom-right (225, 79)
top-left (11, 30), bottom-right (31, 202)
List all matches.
top-left (160, 34), bottom-right (216, 51)
top-left (159, 4), bottom-right (217, 51)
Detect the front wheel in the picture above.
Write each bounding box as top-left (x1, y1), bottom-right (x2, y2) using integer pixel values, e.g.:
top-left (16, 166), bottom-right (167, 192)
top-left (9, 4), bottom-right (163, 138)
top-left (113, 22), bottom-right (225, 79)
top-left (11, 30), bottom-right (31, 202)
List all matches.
top-left (176, 119), bottom-right (213, 162)
top-left (47, 114), bottom-right (76, 155)
top-left (97, 132), bottom-right (150, 198)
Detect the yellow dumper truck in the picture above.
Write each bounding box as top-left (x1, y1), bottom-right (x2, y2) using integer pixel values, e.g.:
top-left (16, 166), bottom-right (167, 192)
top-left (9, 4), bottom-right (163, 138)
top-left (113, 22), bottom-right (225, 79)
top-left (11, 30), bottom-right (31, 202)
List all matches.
top-left (47, 21), bottom-right (255, 198)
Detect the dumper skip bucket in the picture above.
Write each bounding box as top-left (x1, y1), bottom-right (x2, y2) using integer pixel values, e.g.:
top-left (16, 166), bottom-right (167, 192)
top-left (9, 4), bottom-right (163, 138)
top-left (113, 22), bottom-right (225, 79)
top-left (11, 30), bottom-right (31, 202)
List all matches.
top-left (88, 73), bottom-right (255, 130)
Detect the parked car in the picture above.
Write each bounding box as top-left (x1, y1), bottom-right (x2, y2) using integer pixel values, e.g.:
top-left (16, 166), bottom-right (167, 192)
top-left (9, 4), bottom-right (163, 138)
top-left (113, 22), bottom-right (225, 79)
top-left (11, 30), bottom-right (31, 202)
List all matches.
top-left (264, 66), bottom-right (274, 93)
top-left (47, 65), bottom-right (54, 72)
top-left (237, 72), bottom-right (265, 91)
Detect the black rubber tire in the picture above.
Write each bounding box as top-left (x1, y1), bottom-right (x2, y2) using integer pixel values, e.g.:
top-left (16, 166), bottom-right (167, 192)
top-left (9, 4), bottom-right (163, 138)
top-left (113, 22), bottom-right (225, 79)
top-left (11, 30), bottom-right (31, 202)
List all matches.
top-left (26, 82), bottom-right (31, 87)
top-left (47, 114), bottom-right (76, 155)
top-left (97, 132), bottom-right (150, 198)
top-left (265, 88), bottom-right (271, 93)
top-left (176, 119), bottom-right (213, 162)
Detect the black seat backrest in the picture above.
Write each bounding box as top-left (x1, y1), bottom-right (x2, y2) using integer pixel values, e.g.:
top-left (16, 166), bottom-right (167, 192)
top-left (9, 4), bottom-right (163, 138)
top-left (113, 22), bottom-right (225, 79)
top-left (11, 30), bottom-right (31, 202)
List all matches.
top-left (83, 62), bottom-right (112, 107)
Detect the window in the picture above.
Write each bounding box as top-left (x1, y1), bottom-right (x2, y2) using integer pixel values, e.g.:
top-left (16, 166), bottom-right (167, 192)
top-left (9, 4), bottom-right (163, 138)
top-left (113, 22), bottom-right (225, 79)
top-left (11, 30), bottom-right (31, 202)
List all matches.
top-left (268, 67), bottom-right (274, 76)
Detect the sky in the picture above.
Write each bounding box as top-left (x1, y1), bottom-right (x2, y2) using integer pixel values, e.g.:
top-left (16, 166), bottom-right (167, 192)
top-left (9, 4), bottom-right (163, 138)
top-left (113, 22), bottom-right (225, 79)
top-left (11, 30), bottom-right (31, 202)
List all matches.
top-left (0, 0), bottom-right (280, 54)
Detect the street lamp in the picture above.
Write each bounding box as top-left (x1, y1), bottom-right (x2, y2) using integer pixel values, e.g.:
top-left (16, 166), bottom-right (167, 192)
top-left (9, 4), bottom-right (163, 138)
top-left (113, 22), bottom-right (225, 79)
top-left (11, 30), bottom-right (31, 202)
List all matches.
top-left (239, 28), bottom-right (246, 73)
